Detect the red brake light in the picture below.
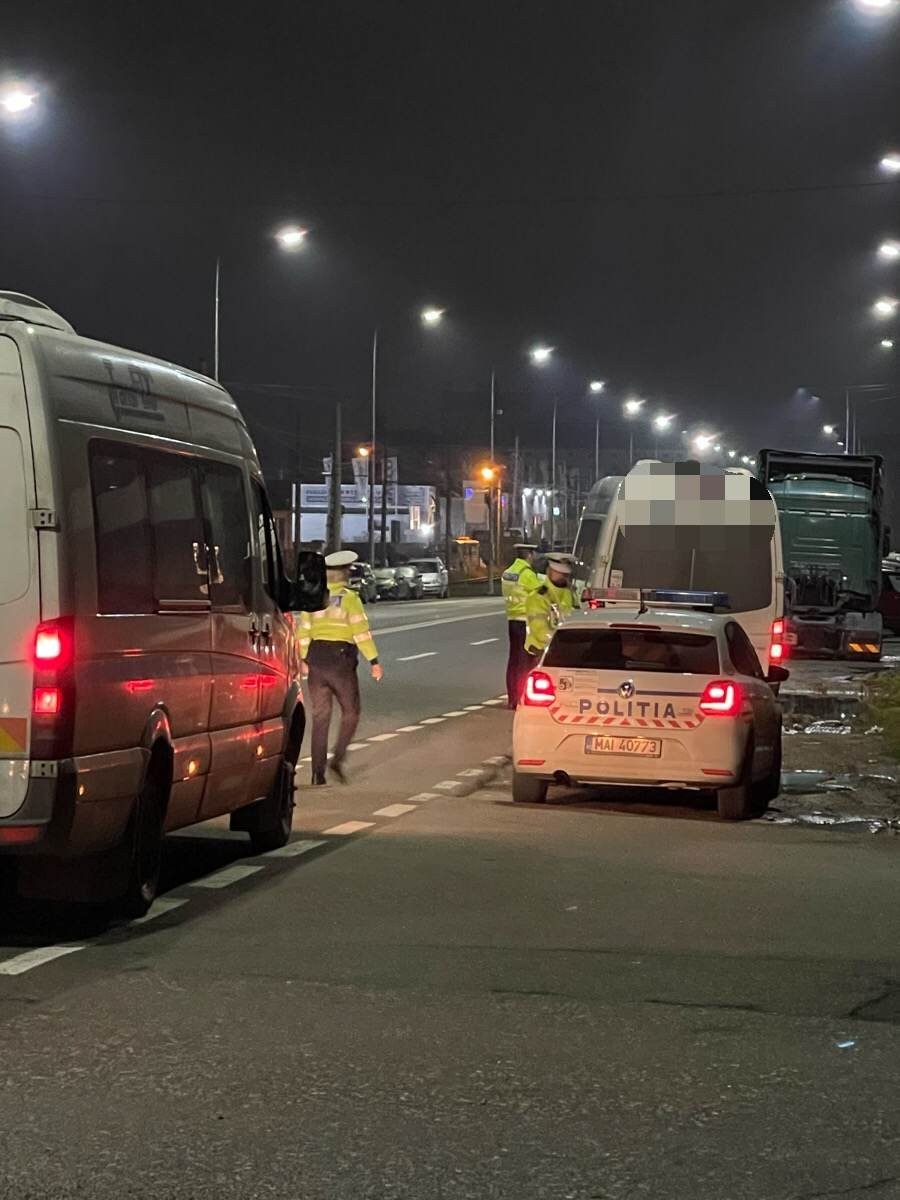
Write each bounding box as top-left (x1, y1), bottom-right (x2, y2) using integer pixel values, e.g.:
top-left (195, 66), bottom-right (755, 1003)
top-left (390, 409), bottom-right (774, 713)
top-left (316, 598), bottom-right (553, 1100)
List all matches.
top-left (769, 618), bottom-right (788, 663)
top-left (523, 670), bottom-right (557, 706)
top-left (770, 641), bottom-right (784, 661)
top-left (33, 620), bottom-right (72, 666)
top-left (33, 686), bottom-right (62, 716)
top-left (699, 680), bottom-right (742, 717)
top-left (772, 619), bottom-right (785, 638)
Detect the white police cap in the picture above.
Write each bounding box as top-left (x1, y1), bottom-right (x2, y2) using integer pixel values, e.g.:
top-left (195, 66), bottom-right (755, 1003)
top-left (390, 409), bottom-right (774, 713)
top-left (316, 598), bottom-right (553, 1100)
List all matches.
top-left (545, 553), bottom-right (574, 576)
top-left (324, 550), bottom-right (359, 568)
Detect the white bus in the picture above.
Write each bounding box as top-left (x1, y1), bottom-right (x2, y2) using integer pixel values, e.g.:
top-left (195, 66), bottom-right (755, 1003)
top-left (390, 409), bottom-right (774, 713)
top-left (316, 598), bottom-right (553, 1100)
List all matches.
top-left (577, 461), bottom-right (785, 665)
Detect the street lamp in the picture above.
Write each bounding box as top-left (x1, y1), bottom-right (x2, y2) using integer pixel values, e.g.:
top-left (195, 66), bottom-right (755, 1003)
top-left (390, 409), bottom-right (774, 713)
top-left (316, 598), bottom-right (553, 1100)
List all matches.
top-left (421, 307), bottom-right (445, 326)
top-left (873, 297), bottom-right (898, 317)
top-left (530, 345), bottom-right (553, 366)
top-left (854, 0), bottom-right (897, 9)
top-left (652, 413), bottom-right (673, 459)
top-left (623, 398), bottom-right (644, 467)
top-left (878, 240), bottom-right (900, 261)
top-left (881, 153), bottom-right (900, 174)
top-left (727, 449), bottom-right (737, 460)
top-left (823, 424), bottom-right (836, 435)
top-left (275, 224), bottom-right (308, 250)
top-left (589, 380), bottom-right (605, 394)
top-left (882, 338), bottom-right (895, 349)
top-left (693, 433), bottom-right (713, 452)
top-left (529, 345), bottom-right (557, 544)
top-left (623, 397), bottom-right (644, 417)
top-left (588, 380), bottom-right (607, 480)
top-left (0, 84), bottom-right (38, 116)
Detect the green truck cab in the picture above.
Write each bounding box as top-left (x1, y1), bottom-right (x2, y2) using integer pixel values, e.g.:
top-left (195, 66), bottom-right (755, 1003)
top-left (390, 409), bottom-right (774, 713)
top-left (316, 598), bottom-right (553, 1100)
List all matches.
top-left (758, 450), bottom-right (887, 661)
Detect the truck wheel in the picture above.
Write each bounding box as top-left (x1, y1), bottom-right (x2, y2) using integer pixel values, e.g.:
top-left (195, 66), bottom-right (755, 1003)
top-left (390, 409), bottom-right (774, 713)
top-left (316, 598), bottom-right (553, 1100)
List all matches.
top-left (716, 742), bottom-right (754, 822)
top-left (119, 777), bottom-right (165, 919)
top-left (753, 726), bottom-right (782, 812)
top-left (512, 772), bottom-right (548, 804)
top-left (247, 743), bottom-right (298, 855)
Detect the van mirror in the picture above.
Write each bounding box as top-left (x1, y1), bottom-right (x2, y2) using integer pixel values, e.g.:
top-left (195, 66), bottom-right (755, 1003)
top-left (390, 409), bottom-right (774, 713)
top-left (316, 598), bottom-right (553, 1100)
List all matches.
top-left (767, 664), bottom-right (790, 686)
top-left (289, 551), bottom-right (327, 612)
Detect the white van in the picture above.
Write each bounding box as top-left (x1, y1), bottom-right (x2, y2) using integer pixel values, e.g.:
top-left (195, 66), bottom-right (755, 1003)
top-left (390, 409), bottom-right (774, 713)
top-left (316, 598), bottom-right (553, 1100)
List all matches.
top-left (582, 461), bottom-right (786, 665)
top-left (0, 293), bottom-right (323, 915)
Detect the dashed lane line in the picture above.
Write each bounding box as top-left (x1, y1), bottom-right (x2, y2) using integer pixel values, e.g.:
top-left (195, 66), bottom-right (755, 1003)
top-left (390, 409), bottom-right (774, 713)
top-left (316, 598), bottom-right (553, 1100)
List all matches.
top-left (368, 732), bottom-right (400, 742)
top-left (191, 864), bottom-right (264, 889)
top-left (464, 705), bottom-right (484, 711)
top-left (372, 803), bottom-right (419, 818)
top-left (371, 610), bottom-right (503, 638)
top-left (407, 792), bottom-right (441, 802)
top-left (483, 699), bottom-right (506, 706)
top-left (0, 944), bottom-right (86, 976)
top-left (323, 821), bottom-right (376, 836)
top-left (420, 717), bottom-right (446, 725)
top-left (131, 897), bottom-right (189, 924)
top-left (264, 838), bottom-right (328, 859)
top-left (442, 710), bottom-right (468, 717)
top-left (395, 725), bottom-right (423, 733)
top-left (397, 652), bottom-right (438, 662)
top-left (347, 743), bottom-right (369, 752)
top-left (471, 637), bottom-right (499, 645)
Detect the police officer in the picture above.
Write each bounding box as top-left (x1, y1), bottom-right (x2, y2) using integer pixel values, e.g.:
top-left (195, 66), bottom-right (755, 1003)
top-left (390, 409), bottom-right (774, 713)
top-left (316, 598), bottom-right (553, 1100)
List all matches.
top-left (298, 550), bottom-right (383, 785)
top-left (501, 543), bottom-right (541, 708)
top-left (524, 553), bottom-right (576, 669)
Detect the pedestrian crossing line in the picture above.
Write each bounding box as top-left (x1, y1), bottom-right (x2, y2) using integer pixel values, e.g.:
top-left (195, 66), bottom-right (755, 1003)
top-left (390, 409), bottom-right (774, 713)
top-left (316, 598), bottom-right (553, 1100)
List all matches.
top-left (372, 803), bottom-right (419, 818)
top-left (442, 711), bottom-right (468, 717)
top-left (395, 725), bottom-right (423, 733)
top-left (131, 897), bottom-right (189, 925)
top-left (471, 637), bottom-right (499, 645)
top-left (0, 944), bottom-right (86, 976)
top-left (420, 717), bottom-right (446, 724)
top-left (397, 651), bottom-right (438, 662)
top-left (191, 864), bottom-right (264, 890)
top-left (368, 732), bottom-right (399, 742)
top-left (264, 838), bottom-right (328, 859)
top-left (323, 820), bottom-right (375, 836)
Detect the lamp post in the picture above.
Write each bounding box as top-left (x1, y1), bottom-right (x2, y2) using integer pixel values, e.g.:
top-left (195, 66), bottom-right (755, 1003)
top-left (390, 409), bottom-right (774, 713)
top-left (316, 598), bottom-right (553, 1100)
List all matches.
top-left (529, 345), bottom-right (555, 545)
top-left (623, 397), bottom-right (644, 467)
top-left (589, 380), bottom-right (606, 480)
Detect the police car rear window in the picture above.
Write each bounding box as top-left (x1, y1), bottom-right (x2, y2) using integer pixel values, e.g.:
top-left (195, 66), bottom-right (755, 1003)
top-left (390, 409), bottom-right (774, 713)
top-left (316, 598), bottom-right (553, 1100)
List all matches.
top-left (544, 628), bottom-right (720, 674)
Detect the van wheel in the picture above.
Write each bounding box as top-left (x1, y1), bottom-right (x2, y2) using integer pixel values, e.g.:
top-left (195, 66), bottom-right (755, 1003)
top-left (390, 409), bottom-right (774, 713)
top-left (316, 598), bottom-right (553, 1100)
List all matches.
top-left (512, 773), bottom-right (548, 804)
top-left (248, 744), bottom-right (298, 855)
top-left (120, 779), bottom-right (165, 919)
top-left (753, 725), bottom-right (782, 812)
top-left (716, 741), bottom-right (754, 822)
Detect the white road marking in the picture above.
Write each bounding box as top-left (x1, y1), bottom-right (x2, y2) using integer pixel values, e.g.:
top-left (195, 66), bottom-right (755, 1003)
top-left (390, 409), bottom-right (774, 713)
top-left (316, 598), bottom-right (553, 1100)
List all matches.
top-left (396, 725), bottom-right (423, 732)
top-left (192, 864), bottom-right (264, 889)
top-left (407, 792), bottom-right (441, 802)
top-left (373, 803), bottom-right (419, 818)
top-left (372, 611), bottom-right (502, 637)
top-left (131, 897), bottom-right (188, 925)
top-left (323, 820), bottom-right (375, 835)
top-left (0, 944), bottom-right (85, 976)
top-left (483, 755), bottom-right (510, 766)
top-left (299, 756), bottom-right (311, 764)
top-left (368, 732), bottom-right (399, 741)
top-left (464, 705), bottom-right (484, 711)
top-left (442, 710), bottom-right (468, 717)
top-left (432, 780), bottom-right (466, 792)
top-left (264, 838), bottom-right (327, 859)
top-left (347, 743), bottom-right (369, 752)
top-left (471, 637), bottom-right (499, 645)
top-left (458, 767), bottom-right (487, 778)
top-left (397, 651), bottom-right (438, 662)
top-left (420, 717), bottom-right (446, 724)
top-left (483, 698), bottom-right (506, 706)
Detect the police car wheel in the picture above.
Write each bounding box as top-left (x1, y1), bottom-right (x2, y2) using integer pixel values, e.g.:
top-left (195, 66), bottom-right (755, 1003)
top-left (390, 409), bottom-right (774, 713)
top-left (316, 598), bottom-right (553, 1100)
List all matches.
top-left (753, 727), bottom-right (782, 810)
top-left (512, 772), bottom-right (548, 804)
top-left (716, 741), bottom-right (754, 822)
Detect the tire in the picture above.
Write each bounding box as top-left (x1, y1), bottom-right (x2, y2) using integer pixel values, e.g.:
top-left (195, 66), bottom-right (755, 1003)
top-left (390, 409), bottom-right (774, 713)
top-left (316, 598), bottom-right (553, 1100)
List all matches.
top-left (512, 772), bottom-right (548, 804)
top-left (753, 724), bottom-right (782, 811)
top-left (119, 776), bottom-right (165, 919)
top-left (248, 739), bottom-right (299, 855)
top-left (716, 740), bottom-right (754, 822)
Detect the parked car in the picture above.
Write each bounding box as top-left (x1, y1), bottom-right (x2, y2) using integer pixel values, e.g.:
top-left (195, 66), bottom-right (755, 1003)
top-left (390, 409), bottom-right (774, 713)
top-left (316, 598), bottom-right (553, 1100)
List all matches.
top-left (0, 292), bottom-right (326, 916)
top-left (374, 564), bottom-right (424, 600)
top-left (349, 561), bottom-right (378, 604)
top-left (408, 557), bottom-right (449, 598)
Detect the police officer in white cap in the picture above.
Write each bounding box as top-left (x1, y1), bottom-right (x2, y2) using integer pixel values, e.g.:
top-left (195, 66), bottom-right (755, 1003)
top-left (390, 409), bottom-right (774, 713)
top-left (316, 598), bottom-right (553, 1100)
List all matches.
top-left (523, 553), bottom-right (576, 669)
top-left (296, 550), bottom-right (383, 784)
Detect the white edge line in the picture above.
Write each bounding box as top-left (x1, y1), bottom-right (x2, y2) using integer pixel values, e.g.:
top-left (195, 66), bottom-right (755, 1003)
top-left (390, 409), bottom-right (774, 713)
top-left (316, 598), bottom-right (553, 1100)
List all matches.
top-left (420, 717), bottom-right (446, 724)
top-left (191, 864), bottom-right (264, 890)
top-left (372, 803), bottom-right (419, 818)
top-left (396, 725), bottom-right (422, 732)
top-left (470, 637), bottom-right (499, 645)
top-left (397, 652), bottom-right (438, 662)
top-left (263, 838), bottom-right (327, 859)
top-left (0, 944), bottom-right (86, 976)
top-left (368, 732), bottom-right (400, 742)
top-left (324, 821), bottom-right (375, 835)
top-left (131, 897), bottom-right (189, 925)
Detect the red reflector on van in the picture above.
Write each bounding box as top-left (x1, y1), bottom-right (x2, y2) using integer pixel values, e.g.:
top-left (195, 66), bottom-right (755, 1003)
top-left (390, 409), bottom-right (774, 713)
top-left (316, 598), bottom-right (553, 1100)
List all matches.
top-left (0, 825), bottom-right (43, 845)
top-left (33, 686), bottom-right (62, 716)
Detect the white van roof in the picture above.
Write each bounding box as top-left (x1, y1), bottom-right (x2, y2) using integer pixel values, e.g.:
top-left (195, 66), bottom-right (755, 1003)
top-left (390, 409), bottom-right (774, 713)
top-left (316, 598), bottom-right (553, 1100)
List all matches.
top-left (0, 292), bottom-right (75, 333)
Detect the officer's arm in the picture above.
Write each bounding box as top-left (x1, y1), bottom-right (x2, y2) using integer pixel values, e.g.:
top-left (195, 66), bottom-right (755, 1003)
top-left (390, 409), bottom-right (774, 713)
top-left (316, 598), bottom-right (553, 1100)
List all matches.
top-left (297, 610), bottom-right (312, 660)
top-left (526, 591), bottom-right (551, 647)
top-left (346, 591), bottom-right (380, 664)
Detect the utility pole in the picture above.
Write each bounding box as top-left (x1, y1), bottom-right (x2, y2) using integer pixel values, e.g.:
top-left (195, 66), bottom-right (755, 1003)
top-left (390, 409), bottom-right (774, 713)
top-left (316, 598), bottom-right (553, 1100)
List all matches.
top-left (367, 330), bottom-right (378, 564)
top-left (379, 446), bottom-right (389, 566)
top-left (326, 402), bottom-right (342, 553)
top-left (444, 449), bottom-right (453, 597)
top-left (213, 257), bottom-right (221, 383)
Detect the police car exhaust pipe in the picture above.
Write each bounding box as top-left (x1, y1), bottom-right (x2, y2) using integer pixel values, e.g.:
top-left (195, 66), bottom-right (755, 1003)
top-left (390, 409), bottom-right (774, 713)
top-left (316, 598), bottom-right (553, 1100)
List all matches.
top-left (553, 770), bottom-right (572, 787)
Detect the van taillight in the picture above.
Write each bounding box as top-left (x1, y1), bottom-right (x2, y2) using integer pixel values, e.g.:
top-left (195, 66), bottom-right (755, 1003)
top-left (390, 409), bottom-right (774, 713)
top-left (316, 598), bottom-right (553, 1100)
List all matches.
top-left (523, 671), bottom-right (557, 706)
top-left (769, 618), bottom-right (787, 663)
top-left (34, 621), bottom-right (70, 666)
top-left (30, 617), bottom-right (75, 759)
top-left (699, 680), bottom-right (743, 717)
top-left (33, 686), bottom-right (62, 716)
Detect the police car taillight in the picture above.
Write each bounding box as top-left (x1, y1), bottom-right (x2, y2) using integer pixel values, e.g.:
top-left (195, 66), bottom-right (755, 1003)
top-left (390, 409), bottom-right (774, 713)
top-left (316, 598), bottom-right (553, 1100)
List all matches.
top-left (699, 680), bottom-right (742, 716)
top-left (523, 671), bottom-right (557, 706)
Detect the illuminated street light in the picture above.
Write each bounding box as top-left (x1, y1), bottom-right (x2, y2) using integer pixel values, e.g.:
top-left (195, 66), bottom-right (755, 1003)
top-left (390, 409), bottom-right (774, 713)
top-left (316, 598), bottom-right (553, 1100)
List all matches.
top-left (480, 465), bottom-right (497, 482)
top-left (693, 434), bottom-right (713, 452)
top-left (421, 307), bottom-right (445, 326)
top-left (878, 240), bottom-right (900, 261)
top-left (623, 397), bottom-right (644, 416)
top-left (653, 413), bottom-right (673, 431)
top-left (881, 154), bottom-right (900, 174)
top-left (741, 455), bottom-right (753, 465)
top-left (530, 345), bottom-right (553, 366)
top-left (882, 338), bottom-right (895, 349)
top-left (823, 424), bottom-right (836, 435)
top-left (0, 84), bottom-right (38, 116)
top-left (873, 297), bottom-right (899, 317)
top-left (357, 446), bottom-right (370, 458)
top-left (713, 443), bottom-right (722, 453)
top-left (854, 0), bottom-right (897, 10)
top-left (275, 225), bottom-right (308, 250)
top-left (589, 379), bottom-right (605, 394)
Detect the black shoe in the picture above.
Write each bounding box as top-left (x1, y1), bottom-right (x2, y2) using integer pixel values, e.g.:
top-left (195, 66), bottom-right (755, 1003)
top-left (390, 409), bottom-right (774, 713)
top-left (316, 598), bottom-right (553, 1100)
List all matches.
top-left (312, 771), bottom-right (327, 786)
top-left (328, 757), bottom-right (347, 784)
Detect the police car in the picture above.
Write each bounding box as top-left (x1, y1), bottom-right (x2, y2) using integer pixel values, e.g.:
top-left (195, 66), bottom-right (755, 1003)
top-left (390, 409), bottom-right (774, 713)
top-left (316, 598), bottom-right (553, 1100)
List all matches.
top-left (512, 589), bottom-right (787, 820)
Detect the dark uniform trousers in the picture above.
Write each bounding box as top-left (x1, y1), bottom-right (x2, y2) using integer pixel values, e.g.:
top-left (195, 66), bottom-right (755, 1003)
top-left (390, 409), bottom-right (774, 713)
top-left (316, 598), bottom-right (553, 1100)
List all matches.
top-left (307, 641), bottom-right (362, 776)
top-left (507, 619), bottom-right (531, 708)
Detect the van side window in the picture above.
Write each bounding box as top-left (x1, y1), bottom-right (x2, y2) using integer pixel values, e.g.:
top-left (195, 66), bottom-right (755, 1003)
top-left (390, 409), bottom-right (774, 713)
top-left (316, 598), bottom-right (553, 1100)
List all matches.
top-left (90, 446), bottom-right (154, 614)
top-left (251, 480), bottom-right (281, 601)
top-left (145, 453), bottom-right (209, 607)
top-left (201, 463), bottom-right (251, 610)
top-left (726, 622), bottom-right (764, 679)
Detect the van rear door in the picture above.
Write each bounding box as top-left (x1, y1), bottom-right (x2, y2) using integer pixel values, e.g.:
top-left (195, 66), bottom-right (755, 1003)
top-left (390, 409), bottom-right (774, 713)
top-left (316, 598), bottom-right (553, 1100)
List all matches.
top-left (0, 335), bottom-right (41, 818)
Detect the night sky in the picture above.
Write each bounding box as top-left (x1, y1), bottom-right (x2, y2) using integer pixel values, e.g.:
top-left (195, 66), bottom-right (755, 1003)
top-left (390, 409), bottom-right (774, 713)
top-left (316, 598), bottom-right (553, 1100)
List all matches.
top-left (1, 1), bottom-right (899, 482)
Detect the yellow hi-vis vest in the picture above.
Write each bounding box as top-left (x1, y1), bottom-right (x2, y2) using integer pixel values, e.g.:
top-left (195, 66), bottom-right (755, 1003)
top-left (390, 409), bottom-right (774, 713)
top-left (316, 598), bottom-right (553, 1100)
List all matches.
top-left (501, 558), bottom-right (541, 620)
top-left (525, 579), bottom-right (575, 654)
top-left (297, 583), bottom-right (379, 663)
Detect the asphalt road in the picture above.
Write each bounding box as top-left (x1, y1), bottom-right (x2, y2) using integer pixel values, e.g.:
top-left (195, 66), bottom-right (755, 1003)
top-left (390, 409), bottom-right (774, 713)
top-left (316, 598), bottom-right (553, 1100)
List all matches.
top-left (0, 606), bottom-right (899, 1199)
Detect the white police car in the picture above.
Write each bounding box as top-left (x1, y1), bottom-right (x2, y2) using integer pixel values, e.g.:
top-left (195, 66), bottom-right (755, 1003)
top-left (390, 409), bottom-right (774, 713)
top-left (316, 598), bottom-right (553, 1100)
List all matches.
top-left (512, 590), bottom-right (787, 820)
